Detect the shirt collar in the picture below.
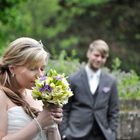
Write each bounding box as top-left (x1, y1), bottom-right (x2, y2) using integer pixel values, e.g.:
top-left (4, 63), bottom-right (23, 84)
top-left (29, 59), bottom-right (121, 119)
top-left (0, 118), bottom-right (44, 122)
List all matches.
top-left (85, 65), bottom-right (101, 79)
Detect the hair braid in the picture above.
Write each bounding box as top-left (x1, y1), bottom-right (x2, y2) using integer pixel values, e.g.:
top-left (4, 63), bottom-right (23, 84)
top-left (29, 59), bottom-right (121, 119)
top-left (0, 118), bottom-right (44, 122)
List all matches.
top-left (1, 86), bottom-right (38, 118)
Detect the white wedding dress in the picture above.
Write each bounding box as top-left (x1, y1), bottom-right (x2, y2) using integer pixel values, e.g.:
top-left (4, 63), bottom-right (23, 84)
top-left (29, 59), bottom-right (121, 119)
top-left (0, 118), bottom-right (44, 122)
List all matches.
top-left (7, 106), bottom-right (47, 140)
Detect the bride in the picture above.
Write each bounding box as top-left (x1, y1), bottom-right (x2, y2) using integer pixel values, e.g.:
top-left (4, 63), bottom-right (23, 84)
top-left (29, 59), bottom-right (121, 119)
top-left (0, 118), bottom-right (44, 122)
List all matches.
top-left (0, 37), bottom-right (63, 140)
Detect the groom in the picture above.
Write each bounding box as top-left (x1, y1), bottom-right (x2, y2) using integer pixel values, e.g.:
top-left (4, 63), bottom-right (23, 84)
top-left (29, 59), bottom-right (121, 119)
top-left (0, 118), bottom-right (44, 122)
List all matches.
top-left (59, 39), bottom-right (119, 140)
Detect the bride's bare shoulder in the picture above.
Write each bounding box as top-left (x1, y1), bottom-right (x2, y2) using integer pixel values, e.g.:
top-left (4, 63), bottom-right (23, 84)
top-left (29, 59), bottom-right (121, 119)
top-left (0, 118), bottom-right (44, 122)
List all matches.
top-left (0, 89), bottom-right (7, 110)
top-left (0, 89), bottom-right (7, 99)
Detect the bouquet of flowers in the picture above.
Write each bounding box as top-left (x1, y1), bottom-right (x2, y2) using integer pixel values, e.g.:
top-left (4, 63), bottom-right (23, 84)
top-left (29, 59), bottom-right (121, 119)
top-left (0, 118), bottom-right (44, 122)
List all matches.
top-left (32, 69), bottom-right (73, 107)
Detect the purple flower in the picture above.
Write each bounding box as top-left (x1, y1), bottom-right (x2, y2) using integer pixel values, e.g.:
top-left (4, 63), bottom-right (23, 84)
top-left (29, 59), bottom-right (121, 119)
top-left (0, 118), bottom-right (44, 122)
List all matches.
top-left (39, 76), bottom-right (47, 81)
top-left (39, 84), bottom-right (52, 92)
top-left (55, 76), bottom-right (62, 81)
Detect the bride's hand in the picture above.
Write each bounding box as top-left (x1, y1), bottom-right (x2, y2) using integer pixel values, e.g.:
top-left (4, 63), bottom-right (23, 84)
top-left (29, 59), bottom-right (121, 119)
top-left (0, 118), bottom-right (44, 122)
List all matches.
top-left (50, 107), bottom-right (63, 124)
top-left (36, 109), bottom-right (54, 129)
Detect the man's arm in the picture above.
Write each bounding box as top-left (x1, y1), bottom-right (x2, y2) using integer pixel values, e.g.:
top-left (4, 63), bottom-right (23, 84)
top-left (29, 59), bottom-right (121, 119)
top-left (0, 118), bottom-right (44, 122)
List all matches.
top-left (108, 79), bottom-right (120, 133)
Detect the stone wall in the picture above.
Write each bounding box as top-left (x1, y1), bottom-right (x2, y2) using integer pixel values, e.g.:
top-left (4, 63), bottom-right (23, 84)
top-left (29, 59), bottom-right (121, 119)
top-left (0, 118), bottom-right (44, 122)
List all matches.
top-left (117, 111), bottom-right (140, 140)
top-left (117, 100), bottom-right (140, 140)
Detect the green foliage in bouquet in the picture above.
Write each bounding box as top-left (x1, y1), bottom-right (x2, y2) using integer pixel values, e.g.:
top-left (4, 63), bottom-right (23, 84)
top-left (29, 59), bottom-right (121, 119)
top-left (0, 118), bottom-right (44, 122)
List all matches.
top-left (32, 69), bottom-right (73, 107)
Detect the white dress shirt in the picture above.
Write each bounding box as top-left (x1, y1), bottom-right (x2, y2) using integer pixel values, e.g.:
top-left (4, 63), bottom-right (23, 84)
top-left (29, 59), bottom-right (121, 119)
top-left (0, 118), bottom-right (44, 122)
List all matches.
top-left (85, 65), bottom-right (101, 95)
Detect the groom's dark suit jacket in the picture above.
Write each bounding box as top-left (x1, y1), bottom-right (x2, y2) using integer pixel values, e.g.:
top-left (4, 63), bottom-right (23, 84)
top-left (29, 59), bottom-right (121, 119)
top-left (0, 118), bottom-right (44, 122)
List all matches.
top-left (60, 69), bottom-right (119, 140)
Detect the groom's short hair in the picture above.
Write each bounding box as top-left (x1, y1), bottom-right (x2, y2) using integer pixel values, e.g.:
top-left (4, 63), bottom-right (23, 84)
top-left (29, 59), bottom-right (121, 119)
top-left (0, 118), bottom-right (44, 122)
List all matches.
top-left (88, 39), bottom-right (109, 58)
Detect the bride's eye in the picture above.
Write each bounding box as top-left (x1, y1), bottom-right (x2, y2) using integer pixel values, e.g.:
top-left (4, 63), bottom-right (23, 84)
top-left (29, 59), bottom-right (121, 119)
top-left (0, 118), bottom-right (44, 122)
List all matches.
top-left (29, 67), bottom-right (37, 71)
top-left (41, 67), bottom-right (45, 72)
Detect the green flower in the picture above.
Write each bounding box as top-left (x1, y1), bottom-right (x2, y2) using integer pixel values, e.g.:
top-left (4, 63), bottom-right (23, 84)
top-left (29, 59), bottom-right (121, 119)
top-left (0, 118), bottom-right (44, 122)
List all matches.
top-left (32, 69), bottom-right (73, 107)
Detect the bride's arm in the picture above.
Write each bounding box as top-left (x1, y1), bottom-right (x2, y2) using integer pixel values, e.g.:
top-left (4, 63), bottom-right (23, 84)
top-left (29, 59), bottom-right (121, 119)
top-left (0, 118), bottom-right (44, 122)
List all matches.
top-left (0, 92), bottom-right (39, 140)
top-left (1, 109), bottom-right (54, 140)
top-left (47, 124), bottom-right (61, 140)
top-left (2, 119), bottom-right (40, 140)
top-left (0, 91), bottom-right (8, 139)
top-left (46, 107), bottom-right (63, 140)
top-left (0, 91), bottom-right (54, 140)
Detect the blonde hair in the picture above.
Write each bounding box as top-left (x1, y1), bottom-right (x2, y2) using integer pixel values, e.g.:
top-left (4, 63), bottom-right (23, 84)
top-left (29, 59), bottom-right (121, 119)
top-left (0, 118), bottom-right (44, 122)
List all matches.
top-left (0, 37), bottom-right (49, 118)
top-left (88, 39), bottom-right (109, 57)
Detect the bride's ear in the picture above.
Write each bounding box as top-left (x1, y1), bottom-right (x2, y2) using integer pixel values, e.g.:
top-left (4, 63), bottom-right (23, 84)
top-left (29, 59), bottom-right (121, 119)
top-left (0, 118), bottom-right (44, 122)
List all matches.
top-left (8, 65), bottom-right (16, 75)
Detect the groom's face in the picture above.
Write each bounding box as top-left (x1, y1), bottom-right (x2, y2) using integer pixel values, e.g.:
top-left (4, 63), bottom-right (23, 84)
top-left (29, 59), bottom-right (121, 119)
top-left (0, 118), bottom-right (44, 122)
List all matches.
top-left (87, 50), bottom-right (107, 71)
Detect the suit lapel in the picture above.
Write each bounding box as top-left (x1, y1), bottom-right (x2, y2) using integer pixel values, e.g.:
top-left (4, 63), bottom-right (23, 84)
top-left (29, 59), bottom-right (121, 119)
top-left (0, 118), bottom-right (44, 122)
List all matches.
top-left (94, 71), bottom-right (106, 107)
top-left (98, 71), bottom-right (106, 94)
top-left (81, 69), bottom-right (93, 104)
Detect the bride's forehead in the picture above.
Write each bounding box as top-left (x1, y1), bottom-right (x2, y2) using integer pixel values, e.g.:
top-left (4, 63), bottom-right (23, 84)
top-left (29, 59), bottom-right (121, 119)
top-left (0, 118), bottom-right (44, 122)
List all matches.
top-left (28, 61), bottom-right (46, 67)
top-left (26, 60), bottom-right (47, 68)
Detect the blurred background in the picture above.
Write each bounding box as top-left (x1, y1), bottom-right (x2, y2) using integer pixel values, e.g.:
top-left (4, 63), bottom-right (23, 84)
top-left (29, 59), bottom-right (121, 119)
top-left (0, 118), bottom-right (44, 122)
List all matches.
top-left (0, 0), bottom-right (140, 75)
top-left (0, 1), bottom-right (140, 139)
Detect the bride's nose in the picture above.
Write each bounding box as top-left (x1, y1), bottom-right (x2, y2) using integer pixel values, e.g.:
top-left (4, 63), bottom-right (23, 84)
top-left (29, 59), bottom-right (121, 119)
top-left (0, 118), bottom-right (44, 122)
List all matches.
top-left (36, 69), bottom-right (44, 77)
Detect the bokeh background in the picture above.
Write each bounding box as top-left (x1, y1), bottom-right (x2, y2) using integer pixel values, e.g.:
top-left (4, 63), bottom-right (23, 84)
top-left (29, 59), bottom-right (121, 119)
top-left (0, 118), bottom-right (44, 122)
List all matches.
top-left (0, 1), bottom-right (140, 139)
top-left (0, 0), bottom-right (140, 75)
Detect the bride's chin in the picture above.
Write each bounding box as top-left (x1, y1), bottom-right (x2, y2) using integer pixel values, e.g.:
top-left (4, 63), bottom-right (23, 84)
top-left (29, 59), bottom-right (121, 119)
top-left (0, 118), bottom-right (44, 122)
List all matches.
top-left (31, 81), bottom-right (35, 85)
top-left (28, 83), bottom-right (35, 89)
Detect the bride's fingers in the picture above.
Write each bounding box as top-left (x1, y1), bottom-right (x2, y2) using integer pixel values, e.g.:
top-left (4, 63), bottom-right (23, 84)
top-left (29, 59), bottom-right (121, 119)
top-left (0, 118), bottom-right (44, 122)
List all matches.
top-left (52, 112), bottom-right (63, 118)
top-left (53, 117), bottom-right (63, 124)
top-left (50, 107), bottom-right (63, 113)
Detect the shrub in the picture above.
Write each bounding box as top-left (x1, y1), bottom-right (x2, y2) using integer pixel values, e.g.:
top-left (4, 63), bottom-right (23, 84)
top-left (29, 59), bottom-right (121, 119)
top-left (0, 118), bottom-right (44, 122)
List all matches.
top-left (47, 57), bottom-right (140, 100)
top-left (112, 70), bottom-right (140, 100)
top-left (46, 50), bottom-right (82, 76)
top-left (111, 58), bottom-right (140, 100)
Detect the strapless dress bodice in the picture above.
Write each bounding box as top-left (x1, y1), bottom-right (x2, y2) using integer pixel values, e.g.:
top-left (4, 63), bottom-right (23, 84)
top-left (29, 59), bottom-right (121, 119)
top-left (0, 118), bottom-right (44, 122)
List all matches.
top-left (7, 106), bottom-right (47, 140)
